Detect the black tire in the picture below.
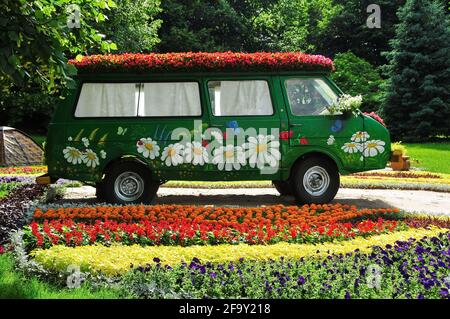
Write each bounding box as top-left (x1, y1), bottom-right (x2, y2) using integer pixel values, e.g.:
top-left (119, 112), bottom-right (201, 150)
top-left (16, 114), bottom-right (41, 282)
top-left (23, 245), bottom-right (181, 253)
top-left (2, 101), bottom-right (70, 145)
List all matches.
top-left (272, 180), bottom-right (294, 196)
top-left (95, 181), bottom-right (106, 202)
top-left (101, 162), bottom-right (159, 204)
top-left (290, 157), bottom-right (340, 204)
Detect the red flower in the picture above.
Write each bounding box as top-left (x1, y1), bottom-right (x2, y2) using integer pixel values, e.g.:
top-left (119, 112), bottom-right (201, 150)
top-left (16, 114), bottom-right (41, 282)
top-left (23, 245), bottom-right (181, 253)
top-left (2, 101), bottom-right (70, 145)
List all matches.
top-left (299, 137), bottom-right (309, 145)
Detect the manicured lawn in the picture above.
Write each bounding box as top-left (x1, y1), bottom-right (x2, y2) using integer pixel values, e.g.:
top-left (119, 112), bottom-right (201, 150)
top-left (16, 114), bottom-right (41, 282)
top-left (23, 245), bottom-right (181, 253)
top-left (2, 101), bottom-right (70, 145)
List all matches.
top-left (404, 142), bottom-right (450, 174)
top-left (0, 253), bottom-right (120, 299)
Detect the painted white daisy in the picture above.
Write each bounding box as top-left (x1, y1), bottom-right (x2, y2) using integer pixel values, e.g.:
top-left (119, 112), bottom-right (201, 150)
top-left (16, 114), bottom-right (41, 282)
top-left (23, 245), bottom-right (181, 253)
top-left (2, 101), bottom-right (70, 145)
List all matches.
top-left (363, 140), bottom-right (385, 157)
top-left (82, 149), bottom-right (100, 168)
top-left (327, 135), bottom-right (335, 145)
top-left (341, 142), bottom-right (362, 154)
top-left (62, 146), bottom-right (83, 165)
top-left (351, 131), bottom-right (370, 143)
top-left (212, 145), bottom-right (246, 171)
top-left (161, 143), bottom-right (184, 167)
top-left (81, 137), bottom-right (90, 148)
top-left (244, 135), bottom-right (280, 169)
top-left (184, 141), bottom-right (208, 166)
top-left (100, 150), bottom-right (107, 159)
top-left (136, 137), bottom-right (160, 159)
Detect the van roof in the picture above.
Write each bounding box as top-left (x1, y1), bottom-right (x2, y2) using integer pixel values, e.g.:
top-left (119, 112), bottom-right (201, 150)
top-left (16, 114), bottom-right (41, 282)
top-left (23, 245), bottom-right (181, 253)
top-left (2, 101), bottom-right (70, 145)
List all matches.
top-left (69, 52), bottom-right (334, 74)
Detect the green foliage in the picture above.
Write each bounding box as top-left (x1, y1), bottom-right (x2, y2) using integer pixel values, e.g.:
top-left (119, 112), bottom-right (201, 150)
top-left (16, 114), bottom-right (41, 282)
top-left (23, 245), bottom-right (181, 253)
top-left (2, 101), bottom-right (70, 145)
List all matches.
top-left (156, 0), bottom-right (249, 52)
top-left (315, 0), bottom-right (406, 66)
top-left (331, 52), bottom-right (385, 113)
top-left (252, 0), bottom-right (339, 52)
top-left (0, 0), bottom-right (117, 89)
top-left (382, 0), bottom-right (450, 141)
top-left (99, 0), bottom-right (162, 53)
top-left (0, 84), bottom-right (58, 133)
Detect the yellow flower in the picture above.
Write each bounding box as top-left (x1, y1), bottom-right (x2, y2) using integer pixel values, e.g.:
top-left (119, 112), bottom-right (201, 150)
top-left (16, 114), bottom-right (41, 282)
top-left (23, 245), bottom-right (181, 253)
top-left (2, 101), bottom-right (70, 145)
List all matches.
top-left (31, 228), bottom-right (446, 276)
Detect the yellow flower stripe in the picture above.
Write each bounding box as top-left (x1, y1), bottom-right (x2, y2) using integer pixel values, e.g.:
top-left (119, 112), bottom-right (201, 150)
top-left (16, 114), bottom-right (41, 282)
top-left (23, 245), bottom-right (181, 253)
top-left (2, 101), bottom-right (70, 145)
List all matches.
top-left (31, 228), bottom-right (445, 276)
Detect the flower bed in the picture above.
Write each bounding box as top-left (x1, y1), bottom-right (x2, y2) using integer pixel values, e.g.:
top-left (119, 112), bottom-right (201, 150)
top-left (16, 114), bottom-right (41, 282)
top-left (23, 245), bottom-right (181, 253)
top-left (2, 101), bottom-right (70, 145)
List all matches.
top-left (24, 217), bottom-right (402, 249)
top-left (32, 204), bottom-right (400, 224)
top-left (30, 227), bottom-right (444, 276)
top-left (70, 52), bottom-right (335, 74)
top-left (0, 166), bottom-right (47, 175)
top-left (119, 231), bottom-right (450, 299)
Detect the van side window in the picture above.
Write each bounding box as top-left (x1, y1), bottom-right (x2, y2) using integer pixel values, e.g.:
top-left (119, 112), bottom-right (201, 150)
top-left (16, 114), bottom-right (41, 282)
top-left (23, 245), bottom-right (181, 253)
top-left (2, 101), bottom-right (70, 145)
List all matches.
top-left (75, 83), bottom-right (138, 117)
top-left (285, 79), bottom-right (338, 116)
top-left (208, 80), bottom-right (273, 116)
top-left (139, 82), bottom-right (201, 117)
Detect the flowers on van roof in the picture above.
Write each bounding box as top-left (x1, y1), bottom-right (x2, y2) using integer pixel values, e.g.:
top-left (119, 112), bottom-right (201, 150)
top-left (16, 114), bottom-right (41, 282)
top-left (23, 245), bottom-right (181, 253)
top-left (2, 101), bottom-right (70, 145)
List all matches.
top-left (69, 52), bottom-right (334, 73)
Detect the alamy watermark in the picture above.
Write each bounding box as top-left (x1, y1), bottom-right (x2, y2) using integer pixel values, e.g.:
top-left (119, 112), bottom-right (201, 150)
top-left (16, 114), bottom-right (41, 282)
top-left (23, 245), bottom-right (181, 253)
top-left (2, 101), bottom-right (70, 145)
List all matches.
top-left (367, 4), bottom-right (381, 29)
top-left (66, 4), bottom-right (81, 29)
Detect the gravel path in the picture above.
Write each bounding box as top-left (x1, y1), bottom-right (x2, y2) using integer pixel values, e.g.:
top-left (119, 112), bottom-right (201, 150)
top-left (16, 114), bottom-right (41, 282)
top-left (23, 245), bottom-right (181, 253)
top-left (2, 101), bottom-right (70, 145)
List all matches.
top-left (59, 186), bottom-right (450, 216)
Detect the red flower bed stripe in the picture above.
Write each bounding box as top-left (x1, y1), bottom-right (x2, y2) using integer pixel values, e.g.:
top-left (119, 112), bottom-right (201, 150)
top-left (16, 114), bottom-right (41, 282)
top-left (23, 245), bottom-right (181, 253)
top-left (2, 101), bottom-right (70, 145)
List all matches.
top-left (25, 217), bottom-right (401, 249)
top-left (69, 52), bottom-right (334, 74)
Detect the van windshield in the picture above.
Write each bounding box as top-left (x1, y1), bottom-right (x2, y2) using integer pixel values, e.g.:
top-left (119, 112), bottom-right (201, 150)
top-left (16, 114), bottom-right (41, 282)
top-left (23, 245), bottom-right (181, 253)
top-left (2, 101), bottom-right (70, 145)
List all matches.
top-left (285, 78), bottom-right (338, 116)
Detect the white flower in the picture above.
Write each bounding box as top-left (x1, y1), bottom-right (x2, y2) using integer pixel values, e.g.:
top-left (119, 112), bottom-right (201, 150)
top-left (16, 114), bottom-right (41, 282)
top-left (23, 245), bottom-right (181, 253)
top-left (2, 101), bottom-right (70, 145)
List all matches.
top-left (68, 136), bottom-right (73, 142)
top-left (62, 146), bottom-right (83, 164)
top-left (100, 150), bottom-right (107, 159)
top-left (342, 142), bottom-right (362, 154)
top-left (327, 135), bottom-right (335, 145)
top-left (82, 149), bottom-right (99, 168)
top-left (184, 141), bottom-right (208, 166)
top-left (244, 135), bottom-right (280, 169)
top-left (212, 145), bottom-right (246, 171)
top-left (161, 143), bottom-right (184, 166)
top-left (363, 140), bottom-right (385, 157)
top-left (81, 137), bottom-right (90, 148)
top-left (137, 137), bottom-right (160, 159)
top-left (351, 131), bottom-right (370, 143)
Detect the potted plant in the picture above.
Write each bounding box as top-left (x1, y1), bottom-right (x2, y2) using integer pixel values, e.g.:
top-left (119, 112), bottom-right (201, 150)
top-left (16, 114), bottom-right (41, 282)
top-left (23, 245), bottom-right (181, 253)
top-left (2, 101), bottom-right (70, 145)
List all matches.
top-left (328, 94), bottom-right (363, 118)
top-left (390, 142), bottom-right (410, 171)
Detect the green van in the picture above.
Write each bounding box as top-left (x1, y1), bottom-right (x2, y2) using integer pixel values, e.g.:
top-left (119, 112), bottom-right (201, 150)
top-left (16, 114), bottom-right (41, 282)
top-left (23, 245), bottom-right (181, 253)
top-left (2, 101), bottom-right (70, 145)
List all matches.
top-left (38, 52), bottom-right (391, 204)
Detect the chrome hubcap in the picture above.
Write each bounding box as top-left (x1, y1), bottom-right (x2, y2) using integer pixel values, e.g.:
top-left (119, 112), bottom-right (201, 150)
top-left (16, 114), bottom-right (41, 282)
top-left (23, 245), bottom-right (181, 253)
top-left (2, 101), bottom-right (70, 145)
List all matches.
top-left (114, 172), bottom-right (144, 201)
top-left (303, 166), bottom-right (330, 196)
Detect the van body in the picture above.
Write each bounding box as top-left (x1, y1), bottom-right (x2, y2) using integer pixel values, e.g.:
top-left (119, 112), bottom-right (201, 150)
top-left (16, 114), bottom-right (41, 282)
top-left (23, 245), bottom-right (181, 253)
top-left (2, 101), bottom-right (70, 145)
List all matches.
top-left (44, 54), bottom-right (390, 204)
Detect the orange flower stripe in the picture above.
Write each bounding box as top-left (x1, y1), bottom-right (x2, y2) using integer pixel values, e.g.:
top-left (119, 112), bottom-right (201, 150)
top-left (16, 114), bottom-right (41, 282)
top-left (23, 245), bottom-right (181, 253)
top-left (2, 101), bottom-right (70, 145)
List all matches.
top-left (33, 204), bottom-right (400, 227)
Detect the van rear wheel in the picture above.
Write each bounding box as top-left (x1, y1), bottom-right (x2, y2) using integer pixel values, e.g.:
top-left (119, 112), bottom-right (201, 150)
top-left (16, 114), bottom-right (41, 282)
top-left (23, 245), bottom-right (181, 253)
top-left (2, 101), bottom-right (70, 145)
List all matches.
top-left (101, 162), bottom-right (159, 204)
top-left (272, 180), bottom-right (294, 196)
top-left (290, 157), bottom-right (339, 204)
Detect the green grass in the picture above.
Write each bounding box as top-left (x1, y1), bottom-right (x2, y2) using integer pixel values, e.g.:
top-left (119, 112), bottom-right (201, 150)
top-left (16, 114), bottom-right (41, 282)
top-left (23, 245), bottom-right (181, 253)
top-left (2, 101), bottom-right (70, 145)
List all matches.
top-left (0, 253), bottom-right (120, 299)
top-left (403, 142), bottom-right (450, 174)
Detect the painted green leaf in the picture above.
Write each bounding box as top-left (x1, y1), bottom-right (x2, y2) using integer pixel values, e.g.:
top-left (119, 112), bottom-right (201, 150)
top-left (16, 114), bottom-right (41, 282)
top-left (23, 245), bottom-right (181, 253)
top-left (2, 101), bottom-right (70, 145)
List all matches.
top-left (74, 129), bottom-right (84, 142)
top-left (98, 133), bottom-right (109, 145)
top-left (89, 128), bottom-right (100, 141)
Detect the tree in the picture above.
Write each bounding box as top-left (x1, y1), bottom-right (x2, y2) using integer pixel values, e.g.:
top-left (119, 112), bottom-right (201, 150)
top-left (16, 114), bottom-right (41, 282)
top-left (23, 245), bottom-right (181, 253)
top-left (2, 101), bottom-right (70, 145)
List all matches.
top-left (99, 0), bottom-right (162, 53)
top-left (382, 0), bottom-right (450, 141)
top-left (331, 52), bottom-right (385, 113)
top-left (156, 0), bottom-right (249, 52)
top-left (251, 0), bottom-right (339, 52)
top-left (0, 0), bottom-right (117, 89)
top-left (314, 0), bottom-right (406, 66)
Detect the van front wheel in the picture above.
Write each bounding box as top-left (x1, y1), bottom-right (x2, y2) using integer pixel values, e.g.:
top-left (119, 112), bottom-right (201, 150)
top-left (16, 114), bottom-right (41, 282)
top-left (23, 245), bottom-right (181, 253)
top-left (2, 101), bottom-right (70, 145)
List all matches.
top-left (102, 162), bottom-right (159, 204)
top-left (290, 157), bottom-right (339, 204)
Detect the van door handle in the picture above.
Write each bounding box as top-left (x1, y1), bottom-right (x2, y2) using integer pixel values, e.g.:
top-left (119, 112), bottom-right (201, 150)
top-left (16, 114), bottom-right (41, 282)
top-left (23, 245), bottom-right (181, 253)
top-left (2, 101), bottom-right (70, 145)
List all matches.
top-left (290, 124), bottom-right (303, 127)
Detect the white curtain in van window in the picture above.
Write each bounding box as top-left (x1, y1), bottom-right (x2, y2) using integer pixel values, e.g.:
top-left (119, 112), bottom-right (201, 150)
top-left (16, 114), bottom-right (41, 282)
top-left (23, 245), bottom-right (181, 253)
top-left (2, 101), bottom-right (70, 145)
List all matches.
top-left (217, 81), bottom-right (273, 116)
top-left (75, 83), bottom-right (137, 117)
top-left (140, 82), bottom-right (201, 116)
